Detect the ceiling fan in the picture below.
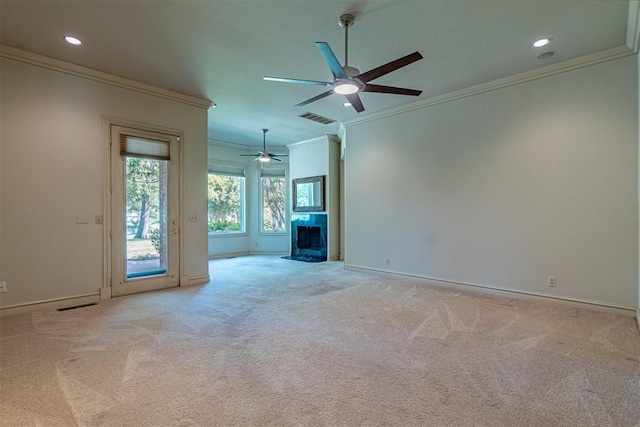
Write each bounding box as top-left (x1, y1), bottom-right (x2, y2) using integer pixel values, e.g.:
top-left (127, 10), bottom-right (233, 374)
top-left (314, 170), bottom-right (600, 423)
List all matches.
top-left (264, 14), bottom-right (423, 113)
top-left (239, 129), bottom-right (287, 162)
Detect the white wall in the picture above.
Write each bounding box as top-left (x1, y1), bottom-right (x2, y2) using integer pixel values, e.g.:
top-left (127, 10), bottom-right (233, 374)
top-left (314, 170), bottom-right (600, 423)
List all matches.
top-left (0, 57), bottom-right (209, 308)
top-left (207, 141), bottom-right (289, 258)
top-left (345, 55), bottom-right (638, 308)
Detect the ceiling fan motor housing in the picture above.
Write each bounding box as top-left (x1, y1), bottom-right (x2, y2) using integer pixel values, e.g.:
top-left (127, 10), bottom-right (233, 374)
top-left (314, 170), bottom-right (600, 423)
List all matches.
top-left (343, 65), bottom-right (360, 77)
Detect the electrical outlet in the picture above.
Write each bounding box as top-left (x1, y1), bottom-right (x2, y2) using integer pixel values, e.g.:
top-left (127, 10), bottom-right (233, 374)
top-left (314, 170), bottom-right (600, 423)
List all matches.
top-left (384, 258), bottom-right (390, 266)
top-left (0, 281), bottom-right (7, 293)
top-left (548, 276), bottom-right (557, 287)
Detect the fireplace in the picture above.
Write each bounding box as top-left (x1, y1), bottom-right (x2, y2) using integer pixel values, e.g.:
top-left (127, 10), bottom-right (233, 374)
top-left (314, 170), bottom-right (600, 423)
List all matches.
top-left (289, 214), bottom-right (327, 262)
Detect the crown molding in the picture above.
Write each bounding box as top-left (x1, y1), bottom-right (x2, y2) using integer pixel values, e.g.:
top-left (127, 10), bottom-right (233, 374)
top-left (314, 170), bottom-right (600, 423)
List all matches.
top-left (627, 0), bottom-right (640, 52)
top-left (0, 44), bottom-right (213, 109)
top-left (207, 139), bottom-right (248, 150)
top-left (207, 139), bottom-right (288, 153)
top-left (287, 134), bottom-right (340, 149)
top-left (343, 45), bottom-right (634, 129)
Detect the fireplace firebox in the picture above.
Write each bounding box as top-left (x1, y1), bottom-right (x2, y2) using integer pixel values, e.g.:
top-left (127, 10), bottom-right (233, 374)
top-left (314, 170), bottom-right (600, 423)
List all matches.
top-left (297, 226), bottom-right (322, 250)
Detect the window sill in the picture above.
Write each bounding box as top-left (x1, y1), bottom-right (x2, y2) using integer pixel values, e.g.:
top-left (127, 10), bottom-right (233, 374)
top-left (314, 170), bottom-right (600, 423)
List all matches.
top-left (208, 232), bottom-right (248, 238)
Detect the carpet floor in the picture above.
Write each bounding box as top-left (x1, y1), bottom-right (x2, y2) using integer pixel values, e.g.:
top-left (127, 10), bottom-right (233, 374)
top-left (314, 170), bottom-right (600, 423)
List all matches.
top-left (1, 256), bottom-right (639, 426)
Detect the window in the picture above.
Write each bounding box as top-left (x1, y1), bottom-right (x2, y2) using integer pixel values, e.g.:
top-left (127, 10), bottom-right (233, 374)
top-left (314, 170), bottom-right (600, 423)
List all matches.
top-left (261, 167), bottom-right (286, 233)
top-left (208, 163), bottom-right (245, 234)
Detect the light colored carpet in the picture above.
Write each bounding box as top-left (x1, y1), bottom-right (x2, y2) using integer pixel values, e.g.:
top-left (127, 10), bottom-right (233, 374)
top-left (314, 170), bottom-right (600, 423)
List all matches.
top-left (1, 256), bottom-right (639, 426)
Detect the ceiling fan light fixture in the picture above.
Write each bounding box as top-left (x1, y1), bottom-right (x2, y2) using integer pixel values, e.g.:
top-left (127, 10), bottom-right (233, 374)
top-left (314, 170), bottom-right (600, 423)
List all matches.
top-left (334, 81), bottom-right (360, 95)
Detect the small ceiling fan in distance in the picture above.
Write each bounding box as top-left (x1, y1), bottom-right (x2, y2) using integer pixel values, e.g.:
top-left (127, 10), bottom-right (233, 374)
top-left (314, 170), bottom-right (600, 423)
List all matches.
top-left (239, 129), bottom-right (287, 162)
top-left (264, 14), bottom-right (423, 113)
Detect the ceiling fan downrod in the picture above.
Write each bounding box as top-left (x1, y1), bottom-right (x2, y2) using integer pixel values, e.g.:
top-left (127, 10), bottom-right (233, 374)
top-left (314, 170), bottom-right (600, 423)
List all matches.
top-left (339, 14), bottom-right (355, 73)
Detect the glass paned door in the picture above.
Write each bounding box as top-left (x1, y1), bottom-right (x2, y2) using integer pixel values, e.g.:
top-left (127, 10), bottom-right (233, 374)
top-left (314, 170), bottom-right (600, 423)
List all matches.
top-left (111, 125), bottom-right (180, 297)
top-left (125, 157), bottom-right (168, 278)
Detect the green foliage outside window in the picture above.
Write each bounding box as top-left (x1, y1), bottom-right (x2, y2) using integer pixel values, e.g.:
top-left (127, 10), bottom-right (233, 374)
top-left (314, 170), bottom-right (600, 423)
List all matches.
top-left (208, 174), bottom-right (244, 233)
top-left (126, 158), bottom-right (162, 239)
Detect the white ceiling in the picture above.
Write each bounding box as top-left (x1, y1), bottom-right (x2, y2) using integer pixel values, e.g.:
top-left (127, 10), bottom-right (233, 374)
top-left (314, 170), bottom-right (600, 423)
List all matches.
top-left (0, 0), bottom-right (631, 147)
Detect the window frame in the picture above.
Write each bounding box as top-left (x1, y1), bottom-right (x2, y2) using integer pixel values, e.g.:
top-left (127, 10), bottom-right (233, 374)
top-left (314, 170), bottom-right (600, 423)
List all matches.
top-left (207, 162), bottom-right (247, 237)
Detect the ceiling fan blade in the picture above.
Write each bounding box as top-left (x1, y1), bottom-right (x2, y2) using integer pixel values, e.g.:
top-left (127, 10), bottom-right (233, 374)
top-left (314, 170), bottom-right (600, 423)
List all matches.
top-left (315, 42), bottom-right (347, 79)
top-left (362, 84), bottom-right (422, 96)
top-left (295, 90), bottom-right (335, 108)
top-left (356, 51), bottom-right (423, 83)
top-left (271, 154), bottom-right (288, 157)
top-left (263, 76), bottom-right (333, 87)
top-left (345, 93), bottom-right (365, 113)
top-left (271, 157), bottom-right (282, 162)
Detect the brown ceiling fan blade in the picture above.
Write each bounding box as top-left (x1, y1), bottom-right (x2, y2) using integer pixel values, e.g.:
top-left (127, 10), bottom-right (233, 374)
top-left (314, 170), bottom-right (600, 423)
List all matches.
top-left (315, 42), bottom-right (347, 79)
top-left (356, 51), bottom-right (423, 83)
top-left (264, 76), bottom-right (333, 86)
top-left (270, 157), bottom-right (283, 162)
top-left (345, 93), bottom-right (365, 113)
top-left (362, 84), bottom-right (422, 96)
top-left (295, 90), bottom-right (335, 107)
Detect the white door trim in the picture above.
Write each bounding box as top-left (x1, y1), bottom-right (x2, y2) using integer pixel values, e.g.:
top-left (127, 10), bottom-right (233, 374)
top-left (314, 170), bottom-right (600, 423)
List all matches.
top-left (102, 117), bottom-right (185, 299)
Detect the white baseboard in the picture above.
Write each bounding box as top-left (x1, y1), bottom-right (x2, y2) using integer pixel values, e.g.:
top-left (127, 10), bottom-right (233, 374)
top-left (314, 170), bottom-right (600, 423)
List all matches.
top-left (0, 294), bottom-right (100, 317)
top-left (186, 275), bottom-right (210, 286)
top-left (100, 287), bottom-right (112, 300)
top-left (209, 251), bottom-right (250, 260)
top-left (251, 251), bottom-right (289, 257)
top-left (209, 251), bottom-right (288, 260)
top-left (344, 264), bottom-right (636, 317)
top-left (636, 308), bottom-right (640, 331)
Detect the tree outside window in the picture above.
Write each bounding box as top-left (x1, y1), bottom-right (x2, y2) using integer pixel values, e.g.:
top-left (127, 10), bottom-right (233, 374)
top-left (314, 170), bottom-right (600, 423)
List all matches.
top-left (262, 176), bottom-right (286, 232)
top-left (208, 174), bottom-right (244, 233)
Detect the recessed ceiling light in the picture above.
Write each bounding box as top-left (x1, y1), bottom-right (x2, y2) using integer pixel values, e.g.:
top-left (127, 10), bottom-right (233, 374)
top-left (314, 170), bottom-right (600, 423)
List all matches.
top-left (532, 37), bottom-right (552, 48)
top-left (63, 36), bottom-right (82, 45)
top-left (343, 102), bottom-right (352, 107)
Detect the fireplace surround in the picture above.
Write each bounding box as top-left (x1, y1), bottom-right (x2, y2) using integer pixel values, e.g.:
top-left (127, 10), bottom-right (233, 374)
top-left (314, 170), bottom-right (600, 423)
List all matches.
top-left (290, 213), bottom-right (327, 262)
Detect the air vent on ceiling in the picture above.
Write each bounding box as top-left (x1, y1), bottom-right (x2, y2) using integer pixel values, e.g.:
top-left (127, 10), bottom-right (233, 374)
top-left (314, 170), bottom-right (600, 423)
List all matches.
top-left (298, 112), bottom-right (336, 125)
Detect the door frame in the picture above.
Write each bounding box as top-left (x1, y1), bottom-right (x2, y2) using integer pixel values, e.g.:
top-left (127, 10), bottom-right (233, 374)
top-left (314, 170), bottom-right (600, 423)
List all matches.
top-left (101, 117), bottom-right (185, 299)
